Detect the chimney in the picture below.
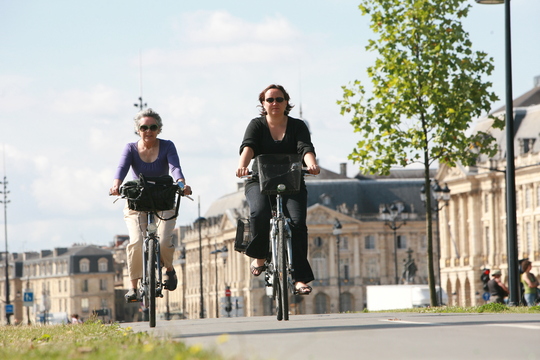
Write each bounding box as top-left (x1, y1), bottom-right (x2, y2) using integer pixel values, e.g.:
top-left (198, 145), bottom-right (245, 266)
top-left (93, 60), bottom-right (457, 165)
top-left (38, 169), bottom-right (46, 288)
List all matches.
top-left (40, 250), bottom-right (52, 258)
top-left (535, 75), bottom-right (540, 88)
top-left (54, 247), bottom-right (68, 257)
top-left (340, 163), bottom-right (347, 177)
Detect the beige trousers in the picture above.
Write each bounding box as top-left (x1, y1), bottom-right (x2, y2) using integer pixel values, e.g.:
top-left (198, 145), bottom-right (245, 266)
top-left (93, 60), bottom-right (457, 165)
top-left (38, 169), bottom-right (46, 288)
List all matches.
top-left (123, 202), bottom-right (176, 281)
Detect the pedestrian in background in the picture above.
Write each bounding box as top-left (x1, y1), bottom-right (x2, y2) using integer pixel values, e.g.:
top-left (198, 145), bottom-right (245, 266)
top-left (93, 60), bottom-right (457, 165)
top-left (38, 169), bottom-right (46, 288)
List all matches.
top-left (521, 260), bottom-right (539, 306)
top-left (487, 269), bottom-right (509, 304)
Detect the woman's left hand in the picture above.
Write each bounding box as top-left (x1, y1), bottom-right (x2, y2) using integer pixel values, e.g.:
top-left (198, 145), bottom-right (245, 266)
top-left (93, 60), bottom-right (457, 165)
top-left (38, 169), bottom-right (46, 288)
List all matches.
top-left (182, 185), bottom-right (192, 196)
top-left (306, 164), bottom-right (320, 175)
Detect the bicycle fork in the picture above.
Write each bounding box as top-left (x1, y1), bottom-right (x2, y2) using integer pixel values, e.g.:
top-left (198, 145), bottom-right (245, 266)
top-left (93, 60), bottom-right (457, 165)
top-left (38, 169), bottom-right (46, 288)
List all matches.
top-left (141, 217), bottom-right (164, 300)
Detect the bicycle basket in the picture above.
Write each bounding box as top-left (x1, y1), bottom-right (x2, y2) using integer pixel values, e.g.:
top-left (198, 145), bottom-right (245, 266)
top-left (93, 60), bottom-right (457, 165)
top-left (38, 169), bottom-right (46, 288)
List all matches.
top-left (121, 174), bottom-right (178, 212)
top-left (257, 154), bottom-right (302, 195)
top-left (234, 218), bottom-right (251, 253)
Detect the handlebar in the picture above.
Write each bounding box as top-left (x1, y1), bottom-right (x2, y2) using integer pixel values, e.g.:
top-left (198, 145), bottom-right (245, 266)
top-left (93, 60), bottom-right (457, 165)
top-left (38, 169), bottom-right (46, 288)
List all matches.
top-left (239, 168), bottom-right (316, 180)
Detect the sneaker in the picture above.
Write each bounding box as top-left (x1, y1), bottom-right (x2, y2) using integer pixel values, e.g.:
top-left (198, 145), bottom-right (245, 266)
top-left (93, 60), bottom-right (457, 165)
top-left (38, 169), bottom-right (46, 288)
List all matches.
top-left (125, 288), bottom-right (138, 303)
top-left (164, 269), bottom-right (178, 291)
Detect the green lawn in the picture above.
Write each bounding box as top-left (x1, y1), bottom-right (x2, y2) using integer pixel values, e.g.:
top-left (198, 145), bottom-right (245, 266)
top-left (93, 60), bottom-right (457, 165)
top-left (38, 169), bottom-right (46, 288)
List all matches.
top-left (0, 319), bottom-right (222, 360)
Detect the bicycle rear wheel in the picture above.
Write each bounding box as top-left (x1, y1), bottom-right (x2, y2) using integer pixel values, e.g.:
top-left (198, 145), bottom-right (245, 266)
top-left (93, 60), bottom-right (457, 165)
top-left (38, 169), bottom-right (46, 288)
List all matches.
top-left (277, 218), bottom-right (289, 321)
top-left (148, 238), bottom-right (157, 327)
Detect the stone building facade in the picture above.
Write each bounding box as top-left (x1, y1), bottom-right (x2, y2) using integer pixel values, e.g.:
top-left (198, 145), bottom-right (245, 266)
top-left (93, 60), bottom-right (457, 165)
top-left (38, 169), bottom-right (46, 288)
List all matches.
top-left (438, 90), bottom-right (540, 306)
top-left (0, 245), bottom-right (116, 324)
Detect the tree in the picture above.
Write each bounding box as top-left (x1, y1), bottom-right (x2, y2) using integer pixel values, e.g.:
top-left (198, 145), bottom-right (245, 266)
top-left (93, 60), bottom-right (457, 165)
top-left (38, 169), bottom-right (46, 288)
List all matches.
top-left (338, 0), bottom-right (504, 306)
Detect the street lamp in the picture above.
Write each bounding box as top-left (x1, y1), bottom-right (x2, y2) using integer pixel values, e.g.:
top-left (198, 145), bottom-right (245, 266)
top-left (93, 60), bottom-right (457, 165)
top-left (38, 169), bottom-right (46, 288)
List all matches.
top-left (194, 216), bottom-right (207, 318)
top-left (420, 180), bottom-right (450, 306)
top-left (333, 219), bottom-right (343, 313)
top-left (178, 247), bottom-right (186, 319)
top-left (0, 176), bottom-right (11, 325)
top-left (382, 204), bottom-right (408, 284)
top-left (475, 0), bottom-right (519, 306)
top-left (210, 245), bottom-right (228, 318)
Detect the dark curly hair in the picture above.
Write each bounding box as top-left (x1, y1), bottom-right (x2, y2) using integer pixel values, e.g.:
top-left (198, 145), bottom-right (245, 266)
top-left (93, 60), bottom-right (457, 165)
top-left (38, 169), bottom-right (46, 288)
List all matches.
top-left (258, 84), bottom-right (294, 116)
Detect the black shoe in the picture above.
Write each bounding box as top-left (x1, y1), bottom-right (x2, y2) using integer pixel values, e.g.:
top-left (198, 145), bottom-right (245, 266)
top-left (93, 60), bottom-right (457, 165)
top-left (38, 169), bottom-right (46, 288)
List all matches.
top-left (164, 269), bottom-right (178, 291)
top-left (125, 288), bottom-right (138, 303)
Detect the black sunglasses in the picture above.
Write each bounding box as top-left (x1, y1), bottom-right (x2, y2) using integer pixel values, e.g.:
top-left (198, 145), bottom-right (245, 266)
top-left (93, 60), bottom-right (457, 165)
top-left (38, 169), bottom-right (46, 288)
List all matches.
top-left (139, 124), bottom-right (159, 132)
top-left (265, 97), bottom-right (285, 103)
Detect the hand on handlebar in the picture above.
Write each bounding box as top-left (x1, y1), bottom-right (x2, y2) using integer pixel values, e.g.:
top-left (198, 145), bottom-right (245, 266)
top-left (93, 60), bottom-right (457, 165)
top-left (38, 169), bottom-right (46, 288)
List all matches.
top-left (305, 164), bottom-right (320, 175)
top-left (236, 167), bottom-right (251, 178)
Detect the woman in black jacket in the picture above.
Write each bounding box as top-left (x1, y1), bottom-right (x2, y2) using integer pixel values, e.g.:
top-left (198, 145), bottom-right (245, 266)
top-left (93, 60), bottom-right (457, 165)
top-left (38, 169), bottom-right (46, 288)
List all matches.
top-left (236, 84), bottom-right (320, 295)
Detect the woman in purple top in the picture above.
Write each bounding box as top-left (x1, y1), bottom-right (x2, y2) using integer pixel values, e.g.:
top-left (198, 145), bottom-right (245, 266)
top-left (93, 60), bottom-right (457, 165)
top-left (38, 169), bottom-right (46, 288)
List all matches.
top-left (110, 108), bottom-right (192, 302)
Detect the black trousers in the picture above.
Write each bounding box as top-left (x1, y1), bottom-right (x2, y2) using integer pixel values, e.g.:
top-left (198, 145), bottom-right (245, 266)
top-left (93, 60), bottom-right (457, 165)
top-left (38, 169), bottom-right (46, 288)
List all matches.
top-left (245, 183), bottom-right (314, 284)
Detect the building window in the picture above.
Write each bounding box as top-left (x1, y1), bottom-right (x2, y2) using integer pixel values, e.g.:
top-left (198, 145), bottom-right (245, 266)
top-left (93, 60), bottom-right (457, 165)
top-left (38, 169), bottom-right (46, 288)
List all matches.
top-left (366, 257), bottom-right (379, 278)
top-left (312, 253), bottom-right (328, 280)
top-left (81, 298), bottom-right (89, 313)
top-left (98, 258), bottom-right (108, 273)
top-left (343, 263), bottom-right (350, 281)
top-left (484, 194), bottom-right (489, 213)
top-left (420, 235), bottom-right (427, 248)
top-left (101, 298), bottom-right (108, 308)
top-left (485, 226), bottom-right (490, 255)
top-left (536, 186), bottom-right (540, 208)
top-left (397, 235), bottom-right (407, 249)
top-left (525, 187), bottom-right (532, 209)
top-left (365, 235), bottom-right (375, 250)
top-left (537, 221), bottom-right (540, 252)
top-left (99, 279), bottom-right (107, 291)
top-left (314, 237), bottom-right (323, 247)
top-left (339, 237), bottom-right (349, 251)
top-left (80, 258), bottom-right (90, 273)
top-left (82, 279), bottom-right (89, 293)
top-left (526, 222), bottom-right (532, 255)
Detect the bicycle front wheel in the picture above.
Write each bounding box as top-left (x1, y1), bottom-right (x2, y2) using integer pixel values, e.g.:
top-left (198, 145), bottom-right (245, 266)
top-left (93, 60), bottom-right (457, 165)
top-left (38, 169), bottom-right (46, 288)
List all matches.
top-left (277, 218), bottom-right (289, 321)
top-left (148, 238), bottom-right (157, 327)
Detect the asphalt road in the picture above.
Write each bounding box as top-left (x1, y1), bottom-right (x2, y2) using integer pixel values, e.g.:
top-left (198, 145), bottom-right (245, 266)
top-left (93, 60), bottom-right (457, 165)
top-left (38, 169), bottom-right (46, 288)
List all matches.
top-left (121, 312), bottom-right (540, 360)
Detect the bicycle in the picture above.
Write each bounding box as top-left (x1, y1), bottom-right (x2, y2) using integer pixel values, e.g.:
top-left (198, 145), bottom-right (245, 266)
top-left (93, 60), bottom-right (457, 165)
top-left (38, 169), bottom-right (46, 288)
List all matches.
top-left (237, 154), bottom-right (311, 321)
top-left (115, 175), bottom-right (192, 327)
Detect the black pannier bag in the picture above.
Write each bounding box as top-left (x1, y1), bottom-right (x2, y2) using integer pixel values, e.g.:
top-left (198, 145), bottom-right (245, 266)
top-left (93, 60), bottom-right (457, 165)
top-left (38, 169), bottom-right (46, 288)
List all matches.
top-left (256, 153), bottom-right (302, 195)
top-left (121, 174), bottom-right (178, 212)
top-left (234, 218), bottom-right (251, 253)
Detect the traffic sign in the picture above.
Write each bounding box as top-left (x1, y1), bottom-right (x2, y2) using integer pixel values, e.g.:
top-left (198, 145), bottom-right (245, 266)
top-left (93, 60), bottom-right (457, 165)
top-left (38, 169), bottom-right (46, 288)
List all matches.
top-left (225, 288), bottom-right (231, 297)
top-left (482, 292), bottom-right (490, 301)
top-left (23, 291), bottom-right (34, 307)
top-left (5, 304), bottom-right (14, 315)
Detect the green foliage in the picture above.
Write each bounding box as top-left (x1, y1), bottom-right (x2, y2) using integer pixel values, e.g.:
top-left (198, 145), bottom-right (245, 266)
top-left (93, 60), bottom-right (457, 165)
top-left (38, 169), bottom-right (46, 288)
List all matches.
top-left (0, 322), bottom-right (221, 360)
top-left (339, 0), bottom-right (502, 175)
top-left (369, 305), bottom-right (540, 314)
top-left (476, 302), bottom-right (509, 313)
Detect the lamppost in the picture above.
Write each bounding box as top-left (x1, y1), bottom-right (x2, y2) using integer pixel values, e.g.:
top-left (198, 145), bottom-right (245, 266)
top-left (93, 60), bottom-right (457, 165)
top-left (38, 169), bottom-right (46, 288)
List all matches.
top-left (475, 0), bottom-right (519, 306)
top-left (194, 216), bottom-right (206, 319)
top-left (333, 219), bottom-right (343, 313)
top-left (420, 180), bottom-right (450, 306)
top-left (210, 245), bottom-right (228, 318)
top-left (382, 204), bottom-right (408, 284)
top-left (178, 246), bottom-right (186, 319)
top-left (0, 176), bottom-right (11, 325)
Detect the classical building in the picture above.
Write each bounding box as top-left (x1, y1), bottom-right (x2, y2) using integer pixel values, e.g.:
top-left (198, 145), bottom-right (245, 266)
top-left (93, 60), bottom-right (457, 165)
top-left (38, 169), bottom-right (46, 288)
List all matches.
top-left (438, 78), bottom-right (540, 306)
top-left (171, 166), bottom-right (436, 318)
top-left (0, 245), bottom-right (116, 324)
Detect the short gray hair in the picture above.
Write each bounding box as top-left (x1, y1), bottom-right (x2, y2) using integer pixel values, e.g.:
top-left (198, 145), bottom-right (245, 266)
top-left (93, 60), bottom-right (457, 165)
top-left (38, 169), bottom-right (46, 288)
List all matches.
top-left (133, 108), bottom-right (163, 135)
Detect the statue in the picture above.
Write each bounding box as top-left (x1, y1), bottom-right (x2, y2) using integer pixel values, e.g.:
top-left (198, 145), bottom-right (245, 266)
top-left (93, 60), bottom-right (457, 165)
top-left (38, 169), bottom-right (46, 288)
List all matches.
top-left (401, 248), bottom-right (417, 284)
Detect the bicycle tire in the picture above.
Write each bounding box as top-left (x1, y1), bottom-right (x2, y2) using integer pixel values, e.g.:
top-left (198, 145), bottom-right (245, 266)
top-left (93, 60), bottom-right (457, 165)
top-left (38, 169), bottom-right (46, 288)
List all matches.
top-left (148, 238), bottom-right (157, 327)
top-left (277, 218), bottom-right (289, 321)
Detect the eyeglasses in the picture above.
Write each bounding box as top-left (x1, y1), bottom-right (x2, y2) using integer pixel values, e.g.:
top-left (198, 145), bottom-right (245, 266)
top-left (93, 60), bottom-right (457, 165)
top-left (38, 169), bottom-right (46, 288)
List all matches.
top-left (139, 124), bottom-right (159, 132)
top-left (265, 97), bottom-right (285, 104)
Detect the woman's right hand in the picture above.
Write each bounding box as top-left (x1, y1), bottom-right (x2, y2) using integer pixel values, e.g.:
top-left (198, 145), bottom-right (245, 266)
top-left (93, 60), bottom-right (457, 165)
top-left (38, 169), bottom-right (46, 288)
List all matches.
top-left (236, 167), bottom-right (251, 178)
top-left (109, 179), bottom-right (121, 196)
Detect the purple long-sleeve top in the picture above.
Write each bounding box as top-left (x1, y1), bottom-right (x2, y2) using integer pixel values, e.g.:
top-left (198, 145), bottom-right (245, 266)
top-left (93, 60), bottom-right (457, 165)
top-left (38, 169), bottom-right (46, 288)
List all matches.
top-left (113, 139), bottom-right (185, 182)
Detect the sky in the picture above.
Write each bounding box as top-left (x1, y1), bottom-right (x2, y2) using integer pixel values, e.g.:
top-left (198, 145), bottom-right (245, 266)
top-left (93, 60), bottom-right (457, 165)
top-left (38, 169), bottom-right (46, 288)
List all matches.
top-left (1, 0), bottom-right (539, 254)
